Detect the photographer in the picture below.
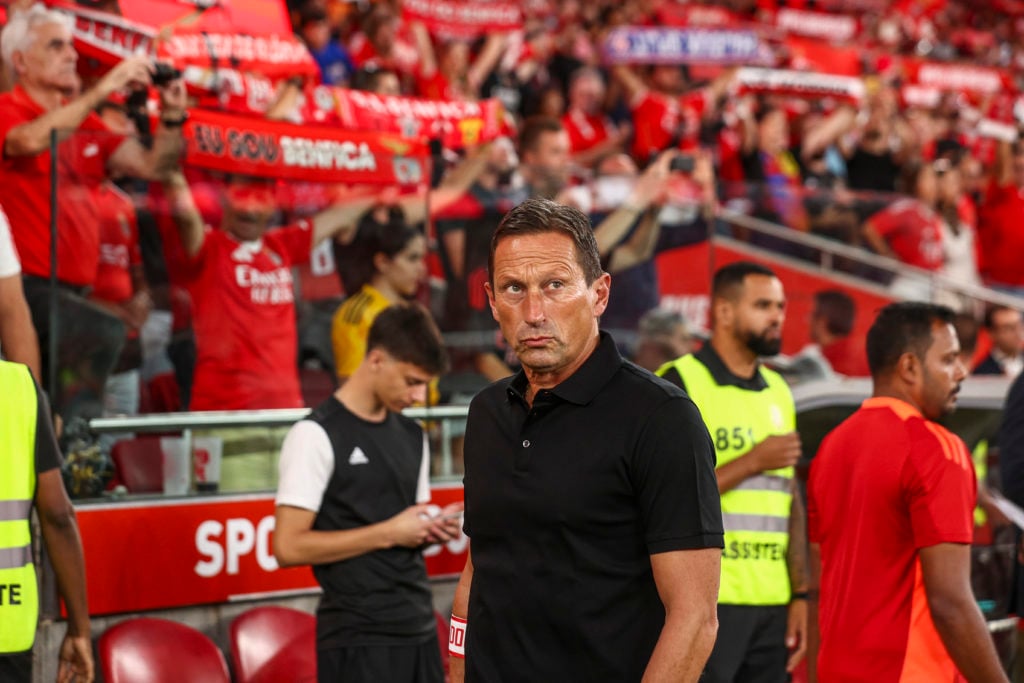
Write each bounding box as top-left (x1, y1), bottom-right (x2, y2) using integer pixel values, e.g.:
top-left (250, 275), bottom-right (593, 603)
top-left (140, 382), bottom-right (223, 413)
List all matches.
top-left (0, 3), bottom-right (186, 419)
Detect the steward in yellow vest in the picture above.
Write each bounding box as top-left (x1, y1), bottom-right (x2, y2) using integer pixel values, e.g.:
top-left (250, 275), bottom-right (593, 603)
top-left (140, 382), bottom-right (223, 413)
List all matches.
top-left (0, 361), bottom-right (92, 683)
top-left (657, 261), bottom-right (808, 681)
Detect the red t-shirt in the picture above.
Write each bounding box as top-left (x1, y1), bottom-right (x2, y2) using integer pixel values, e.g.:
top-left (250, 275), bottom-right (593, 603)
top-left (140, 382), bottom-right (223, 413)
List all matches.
top-left (977, 180), bottom-right (1024, 286)
top-left (808, 397), bottom-right (975, 682)
top-left (0, 86), bottom-right (124, 286)
top-left (866, 199), bottom-right (945, 271)
top-left (630, 90), bottom-right (706, 162)
top-left (91, 184), bottom-right (140, 305)
top-left (184, 223), bottom-right (313, 411)
top-left (562, 109), bottom-right (614, 154)
top-left (821, 335), bottom-right (871, 377)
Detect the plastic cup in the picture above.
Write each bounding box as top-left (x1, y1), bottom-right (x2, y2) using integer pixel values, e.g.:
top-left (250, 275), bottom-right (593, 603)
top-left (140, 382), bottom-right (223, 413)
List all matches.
top-left (160, 437), bottom-right (190, 496)
top-left (192, 436), bottom-right (222, 493)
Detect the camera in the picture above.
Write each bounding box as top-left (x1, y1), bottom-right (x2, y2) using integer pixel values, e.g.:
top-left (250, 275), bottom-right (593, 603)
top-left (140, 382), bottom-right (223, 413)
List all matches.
top-left (669, 154), bottom-right (695, 174)
top-left (151, 63), bottom-right (183, 86)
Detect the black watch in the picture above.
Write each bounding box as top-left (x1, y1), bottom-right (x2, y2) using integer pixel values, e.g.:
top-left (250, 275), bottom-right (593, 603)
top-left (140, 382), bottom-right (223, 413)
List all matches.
top-left (160, 112), bottom-right (189, 128)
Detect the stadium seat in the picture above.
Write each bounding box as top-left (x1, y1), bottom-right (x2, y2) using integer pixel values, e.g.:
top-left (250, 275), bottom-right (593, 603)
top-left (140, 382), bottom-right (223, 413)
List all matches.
top-left (99, 617), bottom-right (230, 683)
top-left (109, 436), bottom-right (164, 493)
top-left (229, 605), bottom-right (316, 683)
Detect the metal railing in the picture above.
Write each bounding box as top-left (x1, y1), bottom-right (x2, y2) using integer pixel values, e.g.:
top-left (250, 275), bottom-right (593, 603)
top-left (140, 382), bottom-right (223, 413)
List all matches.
top-left (90, 405), bottom-right (471, 481)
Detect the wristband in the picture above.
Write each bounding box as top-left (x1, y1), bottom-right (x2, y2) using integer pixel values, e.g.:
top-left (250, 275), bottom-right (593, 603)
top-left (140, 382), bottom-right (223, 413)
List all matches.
top-left (791, 591), bottom-right (810, 601)
top-left (448, 614), bottom-right (467, 658)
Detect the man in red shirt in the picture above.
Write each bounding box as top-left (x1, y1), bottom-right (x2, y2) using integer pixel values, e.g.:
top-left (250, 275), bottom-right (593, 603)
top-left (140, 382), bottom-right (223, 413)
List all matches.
top-left (808, 302), bottom-right (1006, 682)
top-left (161, 172), bottom-right (424, 411)
top-left (977, 139), bottom-right (1024, 296)
top-left (0, 4), bottom-right (186, 416)
top-left (561, 67), bottom-right (624, 168)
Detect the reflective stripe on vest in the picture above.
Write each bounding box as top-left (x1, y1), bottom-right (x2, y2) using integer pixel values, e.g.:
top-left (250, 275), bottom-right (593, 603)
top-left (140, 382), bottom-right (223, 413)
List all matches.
top-left (660, 354), bottom-right (796, 606)
top-left (0, 362), bottom-right (40, 653)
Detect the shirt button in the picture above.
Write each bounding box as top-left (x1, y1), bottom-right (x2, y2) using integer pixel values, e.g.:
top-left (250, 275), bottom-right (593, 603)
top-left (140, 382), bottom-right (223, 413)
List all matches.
top-left (522, 439), bottom-right (531, 448)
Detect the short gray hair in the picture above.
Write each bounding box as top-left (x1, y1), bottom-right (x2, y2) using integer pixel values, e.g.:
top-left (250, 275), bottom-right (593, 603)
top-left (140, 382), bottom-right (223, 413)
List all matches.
top-left (1, 4), bottom-right (74, 83)
top-left (638, 308), bottom-right (690, 341)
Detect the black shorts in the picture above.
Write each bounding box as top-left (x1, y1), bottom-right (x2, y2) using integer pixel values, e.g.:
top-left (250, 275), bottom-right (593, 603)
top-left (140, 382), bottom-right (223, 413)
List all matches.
top-left (0, 651), bottom-right (32, 683)
top-left (317, 637), bottom-right (444, 683)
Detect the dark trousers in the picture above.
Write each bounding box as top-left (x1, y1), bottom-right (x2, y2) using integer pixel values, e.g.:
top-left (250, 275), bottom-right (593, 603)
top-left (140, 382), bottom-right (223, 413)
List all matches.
top-left (22, 277), bottom-right (125, 422)
top-left (703, 604), bottom-right (789, 683)
top-left (317, 637), bottom-right (444, 683)
top-left (0, 651), bottom-right (32, 683)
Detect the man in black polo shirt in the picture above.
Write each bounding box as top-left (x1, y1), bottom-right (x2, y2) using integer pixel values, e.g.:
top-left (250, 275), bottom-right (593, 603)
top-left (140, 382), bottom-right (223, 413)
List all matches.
top-left (273, 304), bottom-right (461, 683)
top-left (449, 198), bottom-right (723, 682)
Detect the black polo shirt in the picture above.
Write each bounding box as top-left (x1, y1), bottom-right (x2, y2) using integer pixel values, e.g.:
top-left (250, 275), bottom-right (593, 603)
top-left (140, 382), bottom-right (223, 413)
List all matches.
top-left (462, 332), bottom-right (723, 682)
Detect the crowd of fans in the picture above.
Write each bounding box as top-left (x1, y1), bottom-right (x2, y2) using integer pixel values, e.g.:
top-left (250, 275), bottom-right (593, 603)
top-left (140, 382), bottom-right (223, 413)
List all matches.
top-left (2, 0), bottom-right (1024, 434)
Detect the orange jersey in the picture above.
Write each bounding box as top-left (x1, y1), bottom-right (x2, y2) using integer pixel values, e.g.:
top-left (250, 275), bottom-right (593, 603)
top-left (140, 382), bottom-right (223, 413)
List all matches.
top-left (809, 397), bottom-right (975, 682)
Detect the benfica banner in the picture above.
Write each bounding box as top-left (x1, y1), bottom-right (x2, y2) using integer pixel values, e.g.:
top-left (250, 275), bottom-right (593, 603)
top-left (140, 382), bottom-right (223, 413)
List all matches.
top-left (904, 59), bottom-right (1013, 95)
top-left (603, 27), bottom-right (772, 65)
top-left (51, 1), bottom-right (317, 102)
top-left (774, 8), bottom-right (859, 42)
top-left (328, 88), bottom-right (504, 149)
top-left (183, 109), bottom-right (429, 185)
top-left (401, 0), bottom-right (522, 39)
top-left (736, 67), bottom-right (865, 103)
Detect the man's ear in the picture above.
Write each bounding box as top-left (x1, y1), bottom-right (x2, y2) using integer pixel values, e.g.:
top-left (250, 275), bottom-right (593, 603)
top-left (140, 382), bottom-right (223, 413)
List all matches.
top-left (592, 272), bottom-right (611, 317)
top-left (896, 351), bottom-right (920, 386)
top-left (365, 348), bottom-right (385, 371)
top-left (485, 281), bottom-right (498, 322)
top-left (713, 297), bottom-right (733, 331)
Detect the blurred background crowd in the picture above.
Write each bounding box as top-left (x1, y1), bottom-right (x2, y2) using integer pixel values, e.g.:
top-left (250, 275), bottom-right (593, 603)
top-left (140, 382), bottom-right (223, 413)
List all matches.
top-left (2, 0), bottom-right (1024, 439)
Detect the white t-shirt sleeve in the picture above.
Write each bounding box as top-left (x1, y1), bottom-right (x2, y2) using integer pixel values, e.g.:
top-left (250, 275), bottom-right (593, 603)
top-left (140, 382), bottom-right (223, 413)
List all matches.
top-left (416, 431), bottom-right (431, 504)
top-left (276, 420), bottom-right (334, 512)
top-left (0, 209), bottom-right (21, 278)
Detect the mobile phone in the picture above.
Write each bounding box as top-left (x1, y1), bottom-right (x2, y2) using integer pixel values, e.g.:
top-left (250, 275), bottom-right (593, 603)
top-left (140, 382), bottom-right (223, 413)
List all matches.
top-left (669, 154), bottom-right (695, 173)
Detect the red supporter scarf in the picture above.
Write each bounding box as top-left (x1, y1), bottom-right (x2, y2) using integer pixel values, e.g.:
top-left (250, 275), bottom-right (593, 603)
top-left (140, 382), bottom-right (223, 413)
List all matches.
top-left (735, 67), bottom-right (865, 103)
top-left (301, 88), bottom-right (506, 149)
top-left (183, 109), bottom-right (428, 185)
top-left (401, 0), bottom-right (522, 40)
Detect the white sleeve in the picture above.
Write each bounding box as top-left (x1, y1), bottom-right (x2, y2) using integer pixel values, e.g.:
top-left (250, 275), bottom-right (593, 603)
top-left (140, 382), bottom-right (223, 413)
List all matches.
top-left (416, 431), bottom-right (431, 504)
top-left (0, 209), bottom-right (21, 278)
top-left (276, 420), bottom-right (334, 512)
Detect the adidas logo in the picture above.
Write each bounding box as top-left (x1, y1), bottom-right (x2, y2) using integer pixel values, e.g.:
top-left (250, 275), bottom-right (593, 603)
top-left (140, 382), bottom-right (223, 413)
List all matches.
top-left (348, 446), bottom-right (369, 466)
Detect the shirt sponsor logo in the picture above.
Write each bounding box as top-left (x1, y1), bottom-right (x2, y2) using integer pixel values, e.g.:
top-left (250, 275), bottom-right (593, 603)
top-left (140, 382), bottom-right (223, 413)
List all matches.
top-left (348, 446), bottom-right (369, 465)
top-left (234, 264), bottom-right (294, 305)
top-left (83, 142), bottom-right (100, 158)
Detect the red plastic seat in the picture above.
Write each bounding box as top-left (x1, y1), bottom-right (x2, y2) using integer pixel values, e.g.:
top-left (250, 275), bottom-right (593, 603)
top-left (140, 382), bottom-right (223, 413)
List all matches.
top-left (99, 617), bottom-right (230, 683)
top-left (229, 605), bottom-right (317, 683)
top-left (110, 436), bottom-right (164, 493)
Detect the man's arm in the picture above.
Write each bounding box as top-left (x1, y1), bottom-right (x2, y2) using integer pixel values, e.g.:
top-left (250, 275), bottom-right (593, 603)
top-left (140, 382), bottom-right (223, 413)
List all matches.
top-left (785, 483), bottom-right (809, 672)
top-left (715, 432), bottom-right (801, 493)
top-left (807, 542), bottom-right (822, 683)
top-left (4, 55), bottom-right (153, 157)
top-left (920, 543), bottom-right (1008, 682)
top-left (273, 503), bottom-right (446, 567)
top-left (449, 549), bottom-right (474, 683)
top-left (642, 548), bottom-right (720, 682)
top-left (0, 274), bottom-right (40, 379)
top-left (160, 171), bottom-right (205, 258)
top-left (37, 469), bottom-right (94, 683)
top-left (108, 77), bottom-right (188, 181)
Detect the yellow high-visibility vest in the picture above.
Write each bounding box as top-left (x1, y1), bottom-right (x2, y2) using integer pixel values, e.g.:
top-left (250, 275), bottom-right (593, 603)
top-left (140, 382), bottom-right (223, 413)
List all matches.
top-left (0, 362), bottom-right (40, 653)
top-left (658, 354), bottom-right (796, 605)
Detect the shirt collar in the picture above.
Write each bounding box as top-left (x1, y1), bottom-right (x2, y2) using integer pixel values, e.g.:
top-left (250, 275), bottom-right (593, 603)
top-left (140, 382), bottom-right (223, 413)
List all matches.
top-left (694, 343), bottom-right (768, 391)
top-left (507, 331), bottom-right (622, 407)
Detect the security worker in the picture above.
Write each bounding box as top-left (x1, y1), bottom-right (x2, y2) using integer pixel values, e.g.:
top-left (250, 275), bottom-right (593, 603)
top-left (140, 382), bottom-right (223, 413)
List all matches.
top-left (658, 262), bottom-right (807, 682)
top-left (0, 361), bottom-right (93, 683)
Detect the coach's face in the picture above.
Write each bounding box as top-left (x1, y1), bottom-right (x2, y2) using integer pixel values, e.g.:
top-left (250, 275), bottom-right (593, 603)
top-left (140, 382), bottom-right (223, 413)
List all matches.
top-left (917, 321), bottom-right (966, 420)
top-left (486, 231), bottom-right (609, 384)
